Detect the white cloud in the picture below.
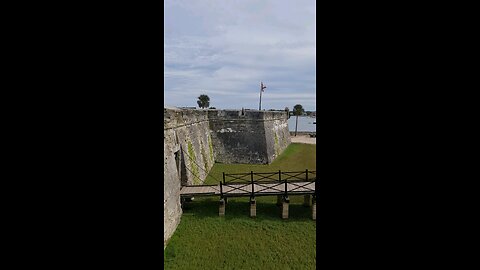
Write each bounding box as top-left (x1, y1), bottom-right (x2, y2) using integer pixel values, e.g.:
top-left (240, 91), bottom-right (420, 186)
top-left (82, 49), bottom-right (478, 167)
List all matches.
top-left (164, 0), bottom-right (316, 111)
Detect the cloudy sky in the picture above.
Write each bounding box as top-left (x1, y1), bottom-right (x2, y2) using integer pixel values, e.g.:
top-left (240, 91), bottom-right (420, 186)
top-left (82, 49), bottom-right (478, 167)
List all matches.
top-left (164, 0), bottom-right (316, 111)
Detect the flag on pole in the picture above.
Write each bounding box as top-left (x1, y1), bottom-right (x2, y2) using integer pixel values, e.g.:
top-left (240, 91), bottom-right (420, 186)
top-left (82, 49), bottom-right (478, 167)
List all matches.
top-left (261, 82), bottom-right (267, 92)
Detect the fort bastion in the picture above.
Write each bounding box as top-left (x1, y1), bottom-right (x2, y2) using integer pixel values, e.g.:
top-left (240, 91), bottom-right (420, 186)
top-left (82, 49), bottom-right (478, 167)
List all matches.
top-left (163, 108), bottom-right (291, 247)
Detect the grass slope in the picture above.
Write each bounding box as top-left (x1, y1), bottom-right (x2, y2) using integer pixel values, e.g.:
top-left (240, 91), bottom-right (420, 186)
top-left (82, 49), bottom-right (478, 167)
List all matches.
top-left (164, 143), bottom-right (316, 269)
top-left (204, 143), bottom-right (316, 185)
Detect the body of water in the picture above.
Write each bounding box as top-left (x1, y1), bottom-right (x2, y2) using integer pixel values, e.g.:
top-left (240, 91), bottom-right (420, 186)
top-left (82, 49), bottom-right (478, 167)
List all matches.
top-left (287, 116), bottom-right (316, 132)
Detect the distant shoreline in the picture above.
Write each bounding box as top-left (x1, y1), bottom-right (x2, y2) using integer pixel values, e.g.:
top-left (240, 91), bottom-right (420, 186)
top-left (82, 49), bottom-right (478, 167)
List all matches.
top-left (287, 116), bottom-right (316, 133)
top-left (289, 131), bottom-right (315, 136)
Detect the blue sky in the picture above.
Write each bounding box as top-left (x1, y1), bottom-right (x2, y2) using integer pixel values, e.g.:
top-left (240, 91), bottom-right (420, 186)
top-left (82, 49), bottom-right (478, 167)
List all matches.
top-left (164, 0), bottom-right (316, 111)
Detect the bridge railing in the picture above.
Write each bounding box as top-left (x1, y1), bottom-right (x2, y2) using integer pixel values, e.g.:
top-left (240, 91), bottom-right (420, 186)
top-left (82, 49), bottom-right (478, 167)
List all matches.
top-left (219, 170), bottom-right (316, 198)
top-left (222, 170), bottom-right (316, 184)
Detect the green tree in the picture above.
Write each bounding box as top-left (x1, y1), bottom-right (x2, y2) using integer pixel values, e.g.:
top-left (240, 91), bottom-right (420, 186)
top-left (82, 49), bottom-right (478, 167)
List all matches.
top-left (293, 104), bottom-right (304, 136)
top-left (197, 94), bottom-right (210, 109)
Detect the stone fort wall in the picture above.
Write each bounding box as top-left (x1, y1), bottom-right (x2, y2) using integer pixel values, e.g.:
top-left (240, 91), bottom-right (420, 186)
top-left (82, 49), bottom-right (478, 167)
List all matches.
top-left (208, 110), bottom-right (291, 164)
top-left (163, 108), bottom-right (290, 247)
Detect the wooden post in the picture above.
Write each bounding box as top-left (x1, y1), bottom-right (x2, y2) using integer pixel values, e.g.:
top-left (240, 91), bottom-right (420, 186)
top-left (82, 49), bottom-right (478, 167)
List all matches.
top-left (304, 194), bottom-right (311, 207)
top-left (219, 198), bottom-right (225, 217)
top-left (311, 195), bottom-right (316, 220)
top-left (250, 197), bottom-right (256, 218)
top-left (251, 171), bottom-right (254, 197)
top-left (223, 172), bottom-right (225, 184)
top-left (282, 196), bottom-right (289, 219)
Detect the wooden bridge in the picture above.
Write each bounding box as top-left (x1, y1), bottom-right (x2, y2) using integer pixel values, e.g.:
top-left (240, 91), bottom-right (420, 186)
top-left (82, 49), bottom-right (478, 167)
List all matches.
top-left (180, 170), bottom-right (317, 220)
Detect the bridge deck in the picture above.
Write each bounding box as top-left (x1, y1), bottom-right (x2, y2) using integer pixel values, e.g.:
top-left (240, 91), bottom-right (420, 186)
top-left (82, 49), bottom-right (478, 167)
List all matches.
top-left (180, 181), bottom-right (315, 197)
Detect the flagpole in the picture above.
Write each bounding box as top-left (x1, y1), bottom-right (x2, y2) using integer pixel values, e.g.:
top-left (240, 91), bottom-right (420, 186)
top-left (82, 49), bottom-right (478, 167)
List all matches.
top-left (259, 82), bottom-right (262, 110)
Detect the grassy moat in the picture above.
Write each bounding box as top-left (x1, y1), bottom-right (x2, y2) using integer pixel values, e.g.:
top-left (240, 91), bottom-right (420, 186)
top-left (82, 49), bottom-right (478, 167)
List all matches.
top-left (164, 143), bottom-right (316, 269)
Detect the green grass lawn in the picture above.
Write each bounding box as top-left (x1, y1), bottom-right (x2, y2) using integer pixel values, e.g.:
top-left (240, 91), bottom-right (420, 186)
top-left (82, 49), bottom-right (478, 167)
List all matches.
top-left (203, 143), bottom-right (316, 185)
top-left (164, 143), bottom-right (316, 269)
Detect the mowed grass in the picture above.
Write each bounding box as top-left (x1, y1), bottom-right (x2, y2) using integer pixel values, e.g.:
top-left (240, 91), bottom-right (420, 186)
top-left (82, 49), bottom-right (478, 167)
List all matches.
top-left (203, 142), bottom-right (316, 185)
top-left (164, 143), bottom-right (316, 269)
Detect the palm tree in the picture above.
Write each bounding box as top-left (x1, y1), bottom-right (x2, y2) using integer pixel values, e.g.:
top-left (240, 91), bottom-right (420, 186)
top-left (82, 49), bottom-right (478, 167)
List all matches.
top-left (293, 104), bottom-right (304, 136)
top-left (197, 94), bottom-right (210, 109)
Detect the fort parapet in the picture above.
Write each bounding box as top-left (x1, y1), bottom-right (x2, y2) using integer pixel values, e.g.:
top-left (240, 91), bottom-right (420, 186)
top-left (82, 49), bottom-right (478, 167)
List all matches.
top-left (163, 108), bottom-right (291, 247)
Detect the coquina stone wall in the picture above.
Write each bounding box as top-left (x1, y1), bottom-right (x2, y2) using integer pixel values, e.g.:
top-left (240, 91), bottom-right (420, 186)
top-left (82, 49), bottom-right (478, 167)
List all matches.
top-left (208, 110), bottom-right (291, 164)
top-left (163, 108), bottom-right (290, 248)
top-left (163, 108), bottom-right (215, 247)
top-left (263, 111), bottom-right (291, 163)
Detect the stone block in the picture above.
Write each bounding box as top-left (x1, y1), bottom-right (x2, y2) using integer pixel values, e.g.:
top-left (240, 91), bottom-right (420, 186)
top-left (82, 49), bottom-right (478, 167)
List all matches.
top-left (312, 201), bottom-right (316, 220)
top-left (219, 198), bottom-right (225, 216)
top-left (250, 197), bottom-right (256, 217)
top-left (282, 197), bottom-right (289, 219)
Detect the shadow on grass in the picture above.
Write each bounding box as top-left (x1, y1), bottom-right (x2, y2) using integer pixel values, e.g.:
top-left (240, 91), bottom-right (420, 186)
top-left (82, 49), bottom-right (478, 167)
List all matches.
top-left (182, 196), bottom-right (314, 222)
